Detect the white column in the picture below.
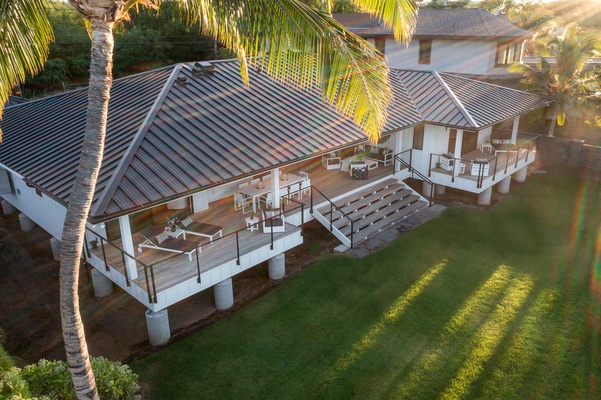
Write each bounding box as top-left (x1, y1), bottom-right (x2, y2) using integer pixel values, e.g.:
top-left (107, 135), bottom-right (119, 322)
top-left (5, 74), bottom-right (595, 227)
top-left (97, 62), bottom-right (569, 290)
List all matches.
top-left (119, 215), bottom-right (138, 280)
top-left (435, 184), bottom-right (446, 195)
top-left (214, 278), bottom-right (234, 310)
top-left (453, 130), bottom-right (464, 158)
top-left (478, 187), bottom-right (493, 205)
top-left (422, 181), bottom-right (433, 198)
top-left (268, 253), bottom-right (285, 280)
top-left (271, 168), bottom-right (280, 208)
top-left (497, 177), bottom-right (511, 194)
top-left (91, 268), bottom-right (114, 297)
top-left (1, 199), bottom-right (16, 215)
top-left (392, 130), bottom-right (403, 154)
top-left (50, 237), bottom-right (61, 261)
top-left (511, 115), bottom-right (520, 144)
top-left (18, 213), bottom-right (36, 232)
top-left (146, 309), bottom-right (171, 346)
top-left (513, 166), bottom-right (528, 183)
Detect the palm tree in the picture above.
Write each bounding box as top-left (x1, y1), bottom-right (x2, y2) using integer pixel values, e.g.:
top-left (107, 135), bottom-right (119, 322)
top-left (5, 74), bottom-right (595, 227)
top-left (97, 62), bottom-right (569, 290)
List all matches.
top-left (509, 22), bottom-right (601, 137)
top-left (2, 0), bottom-right (418, 398)
top-left (0, 0), bottom-right (53, 139)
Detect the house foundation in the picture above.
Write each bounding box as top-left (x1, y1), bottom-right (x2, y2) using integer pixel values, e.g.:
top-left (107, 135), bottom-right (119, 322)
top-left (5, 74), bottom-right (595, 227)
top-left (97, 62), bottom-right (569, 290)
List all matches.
top-left (268, 253), bottom-right (286, 280)
top-left (477, 187), bottom-right (492, 206)
top-left (214, 278), bottom-right (234, 310)
top-left (50, 237), bottom-right (61, 261)
top-left (145, 309), bottom-right (171, 346)
top-left (513, 166), bottom-right (528, 183)
top-left (497, 177), bottom-right (511, 194)
top-left (1, 199), bottom-right (16, 215)
top-left (18, 212), bottom-right (36, 232)
top-left (91, 268), bottom-right (113, 298)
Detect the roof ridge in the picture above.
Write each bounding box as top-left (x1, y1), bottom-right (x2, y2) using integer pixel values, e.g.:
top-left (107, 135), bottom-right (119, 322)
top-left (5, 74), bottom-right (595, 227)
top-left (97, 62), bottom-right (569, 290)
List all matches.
top-left (90, 63), bottom-right (184, 217)
top-left (431, 71), bottom-right (479, 128)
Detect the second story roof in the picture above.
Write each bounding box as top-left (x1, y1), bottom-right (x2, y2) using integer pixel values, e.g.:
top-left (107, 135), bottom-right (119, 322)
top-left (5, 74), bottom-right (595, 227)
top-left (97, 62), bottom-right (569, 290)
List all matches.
top-left (334, 9), bottom-right (531, 40)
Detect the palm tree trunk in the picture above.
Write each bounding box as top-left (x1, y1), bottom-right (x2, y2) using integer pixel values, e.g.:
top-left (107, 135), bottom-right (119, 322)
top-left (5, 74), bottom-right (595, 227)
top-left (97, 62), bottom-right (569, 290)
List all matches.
top-left (548, 107), bottom-right (558, 137)
top-left (60, 20), bottom-right (114, 400)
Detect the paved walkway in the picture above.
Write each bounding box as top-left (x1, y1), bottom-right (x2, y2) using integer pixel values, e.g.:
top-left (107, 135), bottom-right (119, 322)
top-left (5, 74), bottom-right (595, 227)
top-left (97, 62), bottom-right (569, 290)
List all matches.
top-left (344, 203), bottom-right (447, 258)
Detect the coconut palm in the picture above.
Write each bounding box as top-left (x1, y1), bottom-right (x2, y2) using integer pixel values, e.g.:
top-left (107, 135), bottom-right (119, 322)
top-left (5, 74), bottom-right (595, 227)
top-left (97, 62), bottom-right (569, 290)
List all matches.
top-left (509, 22), bottom-right (601, 137)
top-left (2, 0), bottom-right (418, 398)
top-left (0, 0), bottom-right (53, 140)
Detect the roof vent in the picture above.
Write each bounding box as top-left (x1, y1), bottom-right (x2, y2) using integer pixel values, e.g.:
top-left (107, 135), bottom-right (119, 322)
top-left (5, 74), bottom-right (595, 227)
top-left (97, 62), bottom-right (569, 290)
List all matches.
top-left (176, 75), bottom-right (188, 83)
top-left (192, 61), bottom-right (216, 75)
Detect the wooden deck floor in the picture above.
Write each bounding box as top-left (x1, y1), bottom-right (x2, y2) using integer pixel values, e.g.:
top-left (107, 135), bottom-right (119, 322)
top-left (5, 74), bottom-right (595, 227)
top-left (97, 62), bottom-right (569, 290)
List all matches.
top-left (90, 152), bottom-right (396, 294)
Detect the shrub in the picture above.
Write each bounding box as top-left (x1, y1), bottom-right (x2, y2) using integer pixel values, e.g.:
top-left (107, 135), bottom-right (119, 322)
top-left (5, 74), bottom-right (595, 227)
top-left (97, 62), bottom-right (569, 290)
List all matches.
top-left (0, 357), bottom-right (140, 400)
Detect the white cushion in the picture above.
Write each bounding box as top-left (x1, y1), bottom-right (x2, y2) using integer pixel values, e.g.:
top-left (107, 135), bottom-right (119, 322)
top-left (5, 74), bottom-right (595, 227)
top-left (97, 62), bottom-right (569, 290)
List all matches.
top-left (155, 231), bottom-right (169, 244)
top-left (180, 216), bottom-right (194, 227)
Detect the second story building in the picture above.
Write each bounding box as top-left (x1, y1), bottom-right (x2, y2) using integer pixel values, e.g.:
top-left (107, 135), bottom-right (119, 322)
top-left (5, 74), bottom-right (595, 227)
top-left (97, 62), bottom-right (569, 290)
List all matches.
top-left (334, 8), bottom-right (531, 80)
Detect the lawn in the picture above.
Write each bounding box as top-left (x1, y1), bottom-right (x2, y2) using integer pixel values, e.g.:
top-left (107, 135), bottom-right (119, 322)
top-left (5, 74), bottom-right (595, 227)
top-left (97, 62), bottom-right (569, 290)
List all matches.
top-left (132, 173), bottom-right (601, 399)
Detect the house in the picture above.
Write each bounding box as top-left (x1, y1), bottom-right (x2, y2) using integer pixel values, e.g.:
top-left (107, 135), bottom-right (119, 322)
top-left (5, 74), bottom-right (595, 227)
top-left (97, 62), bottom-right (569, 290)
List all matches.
top-left (0, 59), bottom-right (549, 345)
top-left (334, 9), bottom-right (532, 79)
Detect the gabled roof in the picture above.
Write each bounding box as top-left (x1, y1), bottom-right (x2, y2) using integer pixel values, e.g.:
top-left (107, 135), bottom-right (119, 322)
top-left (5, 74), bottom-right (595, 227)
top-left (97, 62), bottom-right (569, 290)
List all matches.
top-left (0, 60), bottom-right (548, 222)
top-left (334, 9), bottom-right (531, 40)
top-left (395, 70), bottom-right (550, 129)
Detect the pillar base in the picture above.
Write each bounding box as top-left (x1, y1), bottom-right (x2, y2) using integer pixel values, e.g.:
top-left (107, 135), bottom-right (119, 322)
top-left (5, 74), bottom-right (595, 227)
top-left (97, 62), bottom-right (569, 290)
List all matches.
top-left (91, 268), bottom-right (113, 298)
top-left (18, 213), bottom-right (36, 232)
top-left (434, 184), bottom-right (446, 195)
top-left (268, 253), bottom-right (285, 280)
top-left (1, 200), bottom-right (16, 215)
top-left (513, 167), bottom-right (528, 183)
top-left (422, 181), bottom-right (433, 198)
top-left (50, 237), bottom-right (61, 261)
top-left (478, 187), bottom-right (493, 206)
top-left (146, 309), bottom-right (171, 346)
top-left (214, 278), bottom-right (234, 310)
top-left (497, 177), bottom-right (511, 194)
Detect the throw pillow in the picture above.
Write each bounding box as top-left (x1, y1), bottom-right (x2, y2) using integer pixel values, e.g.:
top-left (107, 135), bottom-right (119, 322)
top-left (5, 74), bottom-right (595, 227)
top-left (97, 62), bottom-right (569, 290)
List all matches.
top-left (155, 231), bottom-right (169, 244)
top-left (180, 216), bottom-right (194, 227)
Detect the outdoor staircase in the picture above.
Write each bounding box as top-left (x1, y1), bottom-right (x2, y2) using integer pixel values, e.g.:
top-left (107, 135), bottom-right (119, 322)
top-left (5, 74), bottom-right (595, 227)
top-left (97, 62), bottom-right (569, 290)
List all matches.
top-left (312, 178), bottom-right (428, 248)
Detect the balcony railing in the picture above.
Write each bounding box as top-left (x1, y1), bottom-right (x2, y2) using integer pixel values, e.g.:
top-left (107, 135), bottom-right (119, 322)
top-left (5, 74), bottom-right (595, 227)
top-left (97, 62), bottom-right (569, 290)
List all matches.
top-left (85, 199), bottom-right (305, 304)
top-left (427, 133), bottom-right (539, 189)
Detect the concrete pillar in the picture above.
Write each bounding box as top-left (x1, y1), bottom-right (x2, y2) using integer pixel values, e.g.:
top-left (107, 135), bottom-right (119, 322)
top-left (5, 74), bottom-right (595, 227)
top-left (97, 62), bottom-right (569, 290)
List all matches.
top-left (145, 309), bottom-right (171, 346)
top-left (18, 213), bottom-right (36, 232)
top-left (1, 199), bottom-right (16, 215)
top-left (513, 167), bottom-right (528, 183)
top-left (50, 237), bottom-right (61, 261)
top-left (478, 187), bottom-right (493, 206)
top-left (422, 181), bottom-right (433, 198)
top-left (214, 278), bottom-right (234, 310)
top-left (91, 268), bottom-right (114, 298)
top-left (268, 253), bottom-right (286, 280)
top-left (434, 184), bottom-right (446, 195)
top-left (497, 177), bottom-right (511, 194)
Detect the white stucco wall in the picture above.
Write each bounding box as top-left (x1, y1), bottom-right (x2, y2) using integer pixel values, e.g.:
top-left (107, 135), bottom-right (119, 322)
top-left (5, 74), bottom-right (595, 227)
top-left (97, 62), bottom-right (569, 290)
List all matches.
top-left (0, 168), bottom-right (66, 239)
top-left (382, 38), bottom-right (509, 77)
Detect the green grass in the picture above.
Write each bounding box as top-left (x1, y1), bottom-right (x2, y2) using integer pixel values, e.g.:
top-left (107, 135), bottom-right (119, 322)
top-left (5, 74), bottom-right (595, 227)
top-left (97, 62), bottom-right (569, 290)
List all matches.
top-left (132, 173), bottom-right (601, 399)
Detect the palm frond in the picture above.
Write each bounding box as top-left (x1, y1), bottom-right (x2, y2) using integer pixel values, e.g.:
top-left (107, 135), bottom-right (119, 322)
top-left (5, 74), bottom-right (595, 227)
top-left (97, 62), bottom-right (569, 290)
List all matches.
top-left (351, 0), bottom-right (418, 45)
top-left (174, 0), bottom-right (415, 140)
top-left (0, 0), bottom-right (53, 140)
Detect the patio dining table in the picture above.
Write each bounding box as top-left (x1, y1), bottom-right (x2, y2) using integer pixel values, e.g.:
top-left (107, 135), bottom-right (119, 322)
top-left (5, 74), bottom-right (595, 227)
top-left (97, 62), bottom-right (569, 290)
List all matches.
top-left (239, 173), bottom-right (305, 213)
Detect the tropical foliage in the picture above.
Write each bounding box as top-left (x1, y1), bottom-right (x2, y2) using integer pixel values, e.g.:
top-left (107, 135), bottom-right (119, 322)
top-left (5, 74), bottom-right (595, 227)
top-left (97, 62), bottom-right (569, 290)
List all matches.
top-left (0, 357), bottom-right (140, 399)
top-left (509, 22), bottom-right (601, 137)
top-left (0, 0), bottom-right (53, 138)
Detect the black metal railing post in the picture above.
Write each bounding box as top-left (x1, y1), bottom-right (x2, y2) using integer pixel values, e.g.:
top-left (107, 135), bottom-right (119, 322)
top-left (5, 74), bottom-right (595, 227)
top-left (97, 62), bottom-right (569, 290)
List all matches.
top-left (195, 248), bottom-right (201, 283)
top-left (236, 231), bottom-right (241, 263)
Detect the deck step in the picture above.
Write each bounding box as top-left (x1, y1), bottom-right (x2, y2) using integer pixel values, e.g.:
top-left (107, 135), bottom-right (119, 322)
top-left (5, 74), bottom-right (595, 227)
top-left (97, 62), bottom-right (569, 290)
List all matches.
top-left (313, 178), bottom-right (429, 247)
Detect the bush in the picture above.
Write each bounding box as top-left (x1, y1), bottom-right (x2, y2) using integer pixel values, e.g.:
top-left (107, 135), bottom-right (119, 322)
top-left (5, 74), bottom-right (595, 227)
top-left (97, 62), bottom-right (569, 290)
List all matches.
top-left (0, 357), bottom-right (140, 400)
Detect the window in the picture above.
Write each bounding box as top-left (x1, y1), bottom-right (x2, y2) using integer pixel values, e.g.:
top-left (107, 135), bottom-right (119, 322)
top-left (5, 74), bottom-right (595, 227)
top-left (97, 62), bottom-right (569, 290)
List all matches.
top-left (413, 125), bottom-right (424, 150)
top-left (418, 40), bottom-right (432, 65)
top-left (495, 41), bottom-right (522, 66)
top-left (374, 38), bottom-right (386, 55)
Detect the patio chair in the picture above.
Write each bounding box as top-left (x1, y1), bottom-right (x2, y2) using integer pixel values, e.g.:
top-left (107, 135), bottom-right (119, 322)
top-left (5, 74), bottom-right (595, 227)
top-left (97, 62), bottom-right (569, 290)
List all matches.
top-left (234, 192), bottom-right (253, 214)
top-left (176, 216), bottom-right (223, 243)
top-left (261, 208), bottom-right (285, 233)
top-left (138, 225), bottom-right (201, 261)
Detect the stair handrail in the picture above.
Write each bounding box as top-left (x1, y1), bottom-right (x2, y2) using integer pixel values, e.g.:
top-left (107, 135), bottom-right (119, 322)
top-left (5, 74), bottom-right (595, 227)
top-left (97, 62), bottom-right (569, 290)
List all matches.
top-left (394, 150), bottom-right (433, 207)
top-left (310, 185), bottom-right (356, 248)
